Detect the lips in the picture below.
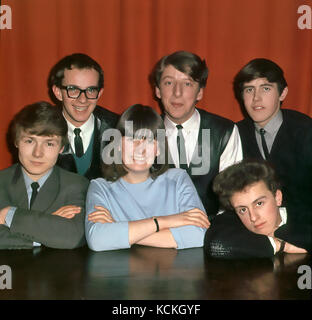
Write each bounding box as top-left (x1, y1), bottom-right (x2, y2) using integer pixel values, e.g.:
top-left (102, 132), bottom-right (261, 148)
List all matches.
top-left (73, 105), bottom-right (89, 112)
top-left (171, 102), bottom-right (183, 108)
top-left (254, 221), bottom-right (266, 229)
top-left (252, 106), bottom-right (264, 111)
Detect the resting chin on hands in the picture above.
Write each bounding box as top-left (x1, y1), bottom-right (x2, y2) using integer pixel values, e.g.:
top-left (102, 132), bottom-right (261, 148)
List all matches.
top-left (0, 207), bottom-right (11, 225)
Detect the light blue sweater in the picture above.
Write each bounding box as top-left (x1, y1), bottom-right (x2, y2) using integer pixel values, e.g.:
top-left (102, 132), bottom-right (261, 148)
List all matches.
top-left (85, 168), bottom-right (206, 251)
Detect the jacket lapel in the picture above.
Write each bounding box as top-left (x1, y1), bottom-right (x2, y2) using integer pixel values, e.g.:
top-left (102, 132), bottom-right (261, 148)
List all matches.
top-left (9, 164), bottom-right (29, 208)
top-left (31, 167), bottom-right (60, 212)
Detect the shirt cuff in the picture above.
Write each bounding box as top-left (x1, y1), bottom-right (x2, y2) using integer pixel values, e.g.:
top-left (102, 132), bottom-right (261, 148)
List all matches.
top-left (268, 236), bottom-right (277, 254)
top-left (5, 207), bottom-right (16, 227)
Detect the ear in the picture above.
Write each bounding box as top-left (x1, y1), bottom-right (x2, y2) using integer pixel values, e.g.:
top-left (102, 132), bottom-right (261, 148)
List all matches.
top-left (155, 87), bottom-right (161, 99)
top-left (59, 145), bottom-right (65, 154)
top-left (98, 88), bottom-right (104, 99)
top-left (52, 85), bottom-right (64, 102)
top-left (275, 189), bottom-right (283, 206)
top-left (196, 88), bottom-right (204, 102)
top-left (155, 140), bottom-right (160, 157)
top-left (279, 86), bottom-right (288, 102)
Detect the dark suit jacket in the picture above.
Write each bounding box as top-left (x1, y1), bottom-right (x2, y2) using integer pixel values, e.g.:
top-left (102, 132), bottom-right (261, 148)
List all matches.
top-left (57, 106), bottom-right (119, 180)
top-left (237, 109), bottom-right (312, 228)
top-left (0, 164), bottom-right (89, 249)
top-left (168, 108), bottom-right (234, 218)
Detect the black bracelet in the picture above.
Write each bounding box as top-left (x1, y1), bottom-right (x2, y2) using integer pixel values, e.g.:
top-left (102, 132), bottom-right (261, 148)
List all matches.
top-left (278, 240), bottom-right (286, 253)
top-left (153, 217), bottom-right (159, 232)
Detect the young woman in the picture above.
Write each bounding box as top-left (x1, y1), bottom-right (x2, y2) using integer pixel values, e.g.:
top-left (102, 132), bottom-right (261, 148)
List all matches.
top-left (85, 104), bottom-right (210, 251)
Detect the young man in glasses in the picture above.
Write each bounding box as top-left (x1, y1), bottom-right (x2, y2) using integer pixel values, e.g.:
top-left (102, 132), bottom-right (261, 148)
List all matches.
top-left (0, 102), bottom-right (89, 249)
top-left (49, 53), bottom-right (119, 180)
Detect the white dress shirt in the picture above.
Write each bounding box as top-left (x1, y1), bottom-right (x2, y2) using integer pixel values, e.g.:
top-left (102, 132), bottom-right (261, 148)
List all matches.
top-left (164, 108), bottom-right (243, 171)
top-left (64, 113), bottom-right (95, 154)
top-left (268, 207), bottom-right (287, 254)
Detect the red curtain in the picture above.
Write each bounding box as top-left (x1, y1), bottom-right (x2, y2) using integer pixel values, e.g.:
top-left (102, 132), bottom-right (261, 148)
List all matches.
top-left (1, 0), bottom-right (311, 170)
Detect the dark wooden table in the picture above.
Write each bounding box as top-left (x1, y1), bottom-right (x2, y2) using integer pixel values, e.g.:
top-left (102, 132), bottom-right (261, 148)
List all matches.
top-left (0, 245), bottom-right (311, 300)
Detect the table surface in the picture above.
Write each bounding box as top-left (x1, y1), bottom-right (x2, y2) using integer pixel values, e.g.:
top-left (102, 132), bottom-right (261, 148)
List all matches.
top-left (0, 245), bottom-right (311, 300)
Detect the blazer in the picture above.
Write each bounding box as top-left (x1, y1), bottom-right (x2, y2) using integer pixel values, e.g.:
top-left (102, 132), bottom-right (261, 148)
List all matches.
top-left (0, 164), bottom-right (89, 249)
top-left (237, 109), bottom-right (312, 223)
top-left (169, 108), bottom-right (234, 218)
top-left (57, 105), bottom-right (119, 180)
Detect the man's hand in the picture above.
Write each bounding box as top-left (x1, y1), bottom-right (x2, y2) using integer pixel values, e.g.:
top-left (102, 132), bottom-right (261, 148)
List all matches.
top-left (51, 205), bottom-right (82, 219)
top-left (0, 207), bottom-right (11, 225)
top-left (88, 205), bottom-right (115, 224)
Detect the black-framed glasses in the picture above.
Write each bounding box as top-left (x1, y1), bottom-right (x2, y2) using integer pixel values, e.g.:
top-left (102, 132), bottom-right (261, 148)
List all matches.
top-left (60, 85), bottom-right (100, 99)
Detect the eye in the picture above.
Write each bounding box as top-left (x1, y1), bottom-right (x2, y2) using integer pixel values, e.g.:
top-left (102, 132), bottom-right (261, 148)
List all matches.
top-left (244, 87), bottom-right (253, 94)
top-left (184, 81), bottom-right (192, 87)
top-left (237, 207), bottom-right (247, 215)
top-left (47, 142), bottom-right (55, 147)
top-left (256, 201), bottom-right (263, 207)
top-left (163, 80), bottom-right (173, 86)
top-left (263, 86), bottom-right (271, 92)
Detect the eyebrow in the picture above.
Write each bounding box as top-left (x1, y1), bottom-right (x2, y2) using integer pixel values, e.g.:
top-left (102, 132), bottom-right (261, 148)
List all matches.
top-left (243, 83), bottom-right (274, 89)
top-left (160, 75), bottom-right (194, 81)
top-left (233, 196), bottom-right (267, 209)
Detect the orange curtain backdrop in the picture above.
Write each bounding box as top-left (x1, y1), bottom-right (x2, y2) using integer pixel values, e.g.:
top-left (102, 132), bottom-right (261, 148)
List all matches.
top-left (0, 0), bottom-right (311, 170)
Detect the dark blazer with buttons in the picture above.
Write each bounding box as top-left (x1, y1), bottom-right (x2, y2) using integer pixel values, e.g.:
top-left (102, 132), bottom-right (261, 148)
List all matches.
top-left (0, 164), bottom-right (89, 249)
top-left (168, 108), bottom-right (235, 218)
top-left (57, 106), bottom-right (119, 180)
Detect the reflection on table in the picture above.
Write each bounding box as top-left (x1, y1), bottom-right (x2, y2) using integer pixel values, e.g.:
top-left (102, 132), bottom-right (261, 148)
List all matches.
top-left (0, 245), bottom-right (310, 300)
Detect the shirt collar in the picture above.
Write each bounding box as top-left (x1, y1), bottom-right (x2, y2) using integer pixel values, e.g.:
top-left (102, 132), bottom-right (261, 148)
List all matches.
top-left (255, 110), bottom-right (283, 135)
top-left (65, 113), bottom-right (94, 136)
top-left (279, 207), bottom-right (287, 227)
top-left (22, 167), bottom-right (54, 191)
top-left (164, 108), bottom-right (199, 133)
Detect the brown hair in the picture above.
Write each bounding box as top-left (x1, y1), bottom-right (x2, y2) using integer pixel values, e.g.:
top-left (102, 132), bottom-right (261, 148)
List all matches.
top-left (102, 104), bottom-right (169, 181)
top-left (11, 101), bottom-right (68, 147)
top-left (213, 159), bottom-right (280, 211)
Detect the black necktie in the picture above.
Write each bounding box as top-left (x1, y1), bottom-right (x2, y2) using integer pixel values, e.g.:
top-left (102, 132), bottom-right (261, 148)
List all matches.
top-left (74, 128), bottom-right (84, 158)
top-left (259, 128), bottom-right (269, 159)
top-left (29, 182), bottom-right (40, 209)
top-left (176, 125), bottom-right (188, 170)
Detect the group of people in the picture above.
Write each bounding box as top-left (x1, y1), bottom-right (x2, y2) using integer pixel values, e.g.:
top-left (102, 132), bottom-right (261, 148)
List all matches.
top-left (0, 51), bottom-right (311, 258)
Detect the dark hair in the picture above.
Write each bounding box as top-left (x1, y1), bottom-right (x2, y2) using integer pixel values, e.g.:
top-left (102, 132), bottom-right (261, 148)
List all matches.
top-left (152, 51), bottom-right (209, 89)
top-left (102, 104), bottom-right (169, 181)
top-left (11, 101), bottom-right (68, 147)
top-left (233, 58), bottom-right (287, 107)
top-left (213, 159), bottom-right (280, 211)
top-left (48, 53), bottom-right (104, 89)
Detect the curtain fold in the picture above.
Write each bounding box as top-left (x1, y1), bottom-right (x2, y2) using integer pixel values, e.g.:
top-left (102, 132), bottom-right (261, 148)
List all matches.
top-left (1, 0), bottom-right (311, 169)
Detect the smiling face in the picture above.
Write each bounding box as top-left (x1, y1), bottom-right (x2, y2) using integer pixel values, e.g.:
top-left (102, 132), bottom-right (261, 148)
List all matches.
top-left (230, 180), bottom-right (282, 236)
top-left (155, 65), bottom-right (203, 124)
top-left (52, 67), bottom-right (103, 127)
top-left (121, 133), bottom-right (159, 183)
top-left (17, 132), bottom-right (64, 181)
top-left (242, 77), bottom-right (288, 128)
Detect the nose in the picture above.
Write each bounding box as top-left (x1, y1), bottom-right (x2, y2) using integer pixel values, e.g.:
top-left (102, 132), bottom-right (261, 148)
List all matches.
top-left (77, 90), bottom-right (88, 103)
top-left (134, 140), bottom-right (146, 154)
top-left (32, 143), bottom-right (43, 158)
top-left (173, 82), bottom-right (182, 97)
top-left (248, 208), bottom-right (259, 223)
top-left (253, 88), bottom-right (262, 102)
